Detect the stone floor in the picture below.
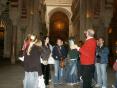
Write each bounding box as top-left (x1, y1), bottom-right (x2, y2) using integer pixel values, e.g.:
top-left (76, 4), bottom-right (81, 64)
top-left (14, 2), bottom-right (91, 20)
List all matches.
top-left (0, 59), bottom-right (116, 88)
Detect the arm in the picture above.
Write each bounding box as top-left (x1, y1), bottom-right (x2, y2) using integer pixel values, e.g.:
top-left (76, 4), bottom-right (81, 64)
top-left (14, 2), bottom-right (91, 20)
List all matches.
top-left (52, 46), bottom-right (62, 60)
top-left (61, 46), bottom-right (67, 58)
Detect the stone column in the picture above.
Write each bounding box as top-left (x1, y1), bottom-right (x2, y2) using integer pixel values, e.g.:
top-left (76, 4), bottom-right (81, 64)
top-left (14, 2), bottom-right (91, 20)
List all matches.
top-left (9, 1), bottom-right (19, 64)
top-left (79, 0), bottom-right (87, 41)
top-left (101, 0), bottom-right (113, 45)
top-left (0, 0), bottom-right (8, 15)
top-left (85, 0), bottom-right (94, 29)
top-left (26, 0), bottom-right (42, 36)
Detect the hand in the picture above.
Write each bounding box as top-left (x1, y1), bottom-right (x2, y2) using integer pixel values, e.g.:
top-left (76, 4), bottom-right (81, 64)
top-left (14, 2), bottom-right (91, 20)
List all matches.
top-left (116, 59), bottom-right (117, 62)
top-left (76, 47), bottom-right (80, 51)
top-left (42, 60), bottom-right (48, 65)
top-left (74, 44), bottom-right (80, 51)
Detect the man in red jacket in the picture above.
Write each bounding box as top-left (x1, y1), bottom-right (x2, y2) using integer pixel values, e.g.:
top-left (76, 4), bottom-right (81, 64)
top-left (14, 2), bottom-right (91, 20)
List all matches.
top-left (76, 29), bottom-right (96, 88)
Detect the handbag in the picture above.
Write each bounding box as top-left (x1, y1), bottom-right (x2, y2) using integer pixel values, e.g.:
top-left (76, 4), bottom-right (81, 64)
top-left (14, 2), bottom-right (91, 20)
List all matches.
top-left (38, 75), bottom-right (45, 88)
top-left (48, 55), bottom-right (55, 64)
top-left (113, 61), bottom-right (117, 71)
top-left (60, 58), bottom-right (65, 68)
top-left (18, 50), bottom-right (24, 61)
top-left (18, 56), bottom-right (24, 61)
top-left (40, 58), bottom-right (48, 65)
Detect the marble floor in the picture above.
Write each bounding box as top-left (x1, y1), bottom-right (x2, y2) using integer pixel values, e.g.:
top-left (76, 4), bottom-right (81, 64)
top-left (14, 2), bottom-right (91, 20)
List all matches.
top-left (0, 59), bottom-right (115, 88)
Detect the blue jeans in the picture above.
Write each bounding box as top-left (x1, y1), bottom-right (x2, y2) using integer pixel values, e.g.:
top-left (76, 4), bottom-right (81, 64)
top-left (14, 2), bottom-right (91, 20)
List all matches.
top-left (23, 72), bottom-right (38, 88)
top-left (95, 63), bottom-right (107, 87)
top-left (54, 60), bottom-right (64, 83)
top-left (66, 59), bottom-right (78, 83)
top-left (114, 72), bottom-right (117, 87)
top-left (77, 60), bottom-right (81, 82)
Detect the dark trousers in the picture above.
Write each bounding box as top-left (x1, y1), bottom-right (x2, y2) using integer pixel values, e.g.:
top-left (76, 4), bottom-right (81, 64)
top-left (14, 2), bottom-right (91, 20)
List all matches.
top-left (41, 64), bottom-right (50, 85)
top-left (81, 64), bottom-right (95, 88)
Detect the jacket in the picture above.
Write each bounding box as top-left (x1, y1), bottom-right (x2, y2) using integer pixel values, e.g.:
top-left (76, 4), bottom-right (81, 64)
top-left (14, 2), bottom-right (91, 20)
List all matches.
top-left (79, 38), bottom-right (96, 65)
top-left (52, 45), bottom-right (67, 60)
top-left (41, 45), bottom-right (51, 60)
top-left (24, 45), bottom-right (42, 76)
top-left (96, 46), bottom-right (109, 64)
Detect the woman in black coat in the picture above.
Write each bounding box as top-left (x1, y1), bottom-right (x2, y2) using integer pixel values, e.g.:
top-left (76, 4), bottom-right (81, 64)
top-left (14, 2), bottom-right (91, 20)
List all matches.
top-left (41, 36), bottom-right (51, 87)
top-left (23, 35), bottom-right (43, 88)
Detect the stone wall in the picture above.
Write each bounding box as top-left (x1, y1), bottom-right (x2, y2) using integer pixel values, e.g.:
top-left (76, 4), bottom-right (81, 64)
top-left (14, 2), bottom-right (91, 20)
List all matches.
top-left (71, 0), bottom-right (113, 45)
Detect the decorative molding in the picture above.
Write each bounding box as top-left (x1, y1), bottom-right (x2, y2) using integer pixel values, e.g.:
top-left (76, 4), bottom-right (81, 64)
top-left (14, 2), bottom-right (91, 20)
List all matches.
top-left (93, 0), bottom-right (100, 19)
top-left (105, 0), bottom-right (113, 9)
top-left (45, 0), bottom-right (72, 5)
top-left (48, 7), bottom-right (71, 19)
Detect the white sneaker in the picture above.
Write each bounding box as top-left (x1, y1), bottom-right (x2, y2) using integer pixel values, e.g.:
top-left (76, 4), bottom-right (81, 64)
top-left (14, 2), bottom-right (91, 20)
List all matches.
top-left (95, 84), bottom-right (100, 87)
top-left (112, 85), bottom-right (116, 88)
top-left (49, 79), bottom-right (51, 82)
top-left (67, 83), bottom-right (74, 86)
top-left (102, 86), bottom-right (107, 88)
top-left (76, 82), bottom-right (80, 85)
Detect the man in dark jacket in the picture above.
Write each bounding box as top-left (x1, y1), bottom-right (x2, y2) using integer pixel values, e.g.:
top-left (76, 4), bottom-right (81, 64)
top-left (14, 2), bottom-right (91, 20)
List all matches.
top-left (95, 37), bottom-right (109, 88)
top-left (52, 38), bottom-right (67, 84)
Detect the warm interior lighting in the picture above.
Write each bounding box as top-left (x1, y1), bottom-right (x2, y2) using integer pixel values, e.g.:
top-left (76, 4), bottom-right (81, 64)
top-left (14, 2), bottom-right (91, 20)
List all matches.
top-left (54, 21), bottom-right (64, 30)
top-left (0, 21), bottom-right (5, 28)
top-left (86, 10), bottom-right (94, 18)
top-left (30, 11), bottom-right (34, 15)
top-left (108, 28), bottom-right (112, 34)
top-left (115, 41), bottom-right (117, 45)
top-left (0, 20), bottom-right (5, 31)
top-left (0, 31), bottom-right (4, 39)
top-left (86, 10), bottom-right (91, 18)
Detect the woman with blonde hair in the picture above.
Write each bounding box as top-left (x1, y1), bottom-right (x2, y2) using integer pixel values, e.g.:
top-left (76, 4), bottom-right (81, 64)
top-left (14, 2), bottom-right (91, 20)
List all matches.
top-left (23, 34), bottom-right (45, 88)
top-left (66, 37), bottom-right (80, 85)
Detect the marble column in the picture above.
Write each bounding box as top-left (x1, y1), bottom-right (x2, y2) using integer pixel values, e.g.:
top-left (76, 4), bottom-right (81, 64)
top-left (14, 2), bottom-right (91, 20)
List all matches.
top-left (26, 0), bottom-right (42, 36)
top-left (0, 0), bottom-right (8, 15)
top-left (9, 3), bottom-right (19, 64)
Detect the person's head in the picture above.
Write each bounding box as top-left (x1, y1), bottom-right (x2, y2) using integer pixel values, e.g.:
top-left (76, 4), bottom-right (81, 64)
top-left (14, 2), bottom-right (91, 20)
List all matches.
top-left (96, 39), bottom-right (99, 46)
top-left (25, 34), bottom-right (31, 41)
top-left (35, 39), bottom-right (42, 47)
top-left (43, 36), bottom-right (49, 45)
top-left (98, 37), bottom-right (104, 46)
top-left (27, 34), bottom-right (37, 55)
top-left (84, 29), bottom-right (95, 38)
top-left (30, 34), bottom-right (37, 43)
top-left (56, 38), bottom-right (63, 46)
top-left (69, 37), bottom-right (75, 46)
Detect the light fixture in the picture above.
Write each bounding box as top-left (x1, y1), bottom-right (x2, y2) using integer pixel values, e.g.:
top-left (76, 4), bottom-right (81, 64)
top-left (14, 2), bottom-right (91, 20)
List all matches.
top-left (0, 20), bottom-right (5, 29)
top-left (86, 10), bottom-right (93, 18)
top-left (108, 27), bottom-right (112, 34)
top-left (55, 21), bottom-right (64, 31)
top-left (30, 11), bottom-right (34, 15)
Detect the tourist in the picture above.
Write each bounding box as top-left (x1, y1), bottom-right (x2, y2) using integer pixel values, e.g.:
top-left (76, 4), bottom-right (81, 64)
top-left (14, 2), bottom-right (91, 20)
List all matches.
top-left (66, 37), bottom-right (80, 85)
top-left (95, 37), bottom-right (109, 88)
top-left (41, 36), bottom-right (52, 87)
top-left (52, 38), bottom-right (67, 84)
top-left (23, 34), bottom-right (44, 88)
top-left (75, 29), bottom-right (97, 88)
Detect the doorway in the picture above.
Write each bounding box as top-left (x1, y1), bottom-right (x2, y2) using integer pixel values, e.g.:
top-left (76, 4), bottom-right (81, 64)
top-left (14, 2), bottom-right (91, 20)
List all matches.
top-left (0, 27), bottom-right (4, 58)
top-left (49, 11), bottom-right (69, 45)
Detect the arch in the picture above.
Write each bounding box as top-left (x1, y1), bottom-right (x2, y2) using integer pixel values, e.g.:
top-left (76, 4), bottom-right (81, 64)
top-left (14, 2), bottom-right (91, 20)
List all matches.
top-left (48, 7), bottom-right (72, 21)
top-left (0, 15), bottom-right (12, 58)
top-left (49, 11), bottom-right (69, 44)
